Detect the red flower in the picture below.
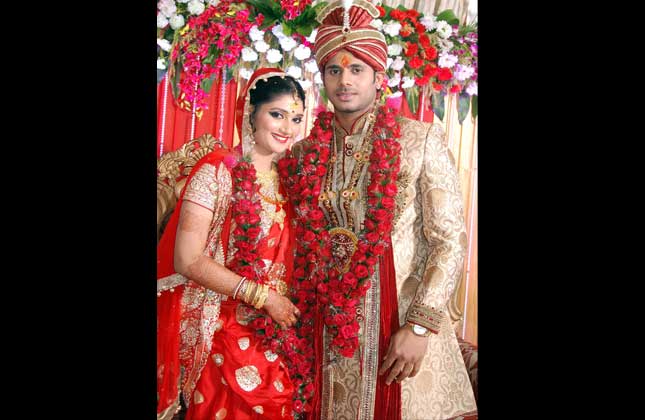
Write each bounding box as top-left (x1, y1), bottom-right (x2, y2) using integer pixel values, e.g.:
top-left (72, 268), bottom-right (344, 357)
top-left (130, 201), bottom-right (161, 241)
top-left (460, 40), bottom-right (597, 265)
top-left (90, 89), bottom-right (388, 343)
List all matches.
top-left (354, 264), bottom-right (368, 278)
top-left (384, 183), bottom-right (398, 197)
top-left (433, 82), bottom-right (443, 91)
top-left (408, 56), bottom-right (424, 69)
top-left (376, 5), bottom-right (385, 17)
top-left (381, 196), bottom-right (396, 209)
top-left (450, 84), bottom-right (462, 94)
top-left (438, 67), bottom-right (453, 81)
top-left (405, 43), bottom-right (418, 57)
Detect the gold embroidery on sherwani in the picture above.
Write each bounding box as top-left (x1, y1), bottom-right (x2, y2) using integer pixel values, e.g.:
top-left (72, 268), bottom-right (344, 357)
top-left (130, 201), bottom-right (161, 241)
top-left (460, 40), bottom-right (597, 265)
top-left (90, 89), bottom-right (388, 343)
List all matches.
top-left (212, 353), bottom-right (224, 366)
top-left (273, 379), bottom-right (285, 392)
top-left (253, 406), bottom-right (264, 414)
top-left (391, 119), bottom-right (477, 418)
top-left (264, 350), bottom-right (278, 362)
top-left (215, 408), bottom-right (227, 419)
top-left (235, 365), bottom-right (262, 391)
top-left (238, 337), bottom-right (250, 350)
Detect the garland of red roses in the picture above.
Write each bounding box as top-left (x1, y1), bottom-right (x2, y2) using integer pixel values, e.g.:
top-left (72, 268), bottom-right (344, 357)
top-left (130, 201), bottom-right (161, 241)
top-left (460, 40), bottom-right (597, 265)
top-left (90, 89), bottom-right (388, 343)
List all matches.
top-left (279, 103), bottom-right (402, 379)
top-left (228, 158), bottom-right (313, 418)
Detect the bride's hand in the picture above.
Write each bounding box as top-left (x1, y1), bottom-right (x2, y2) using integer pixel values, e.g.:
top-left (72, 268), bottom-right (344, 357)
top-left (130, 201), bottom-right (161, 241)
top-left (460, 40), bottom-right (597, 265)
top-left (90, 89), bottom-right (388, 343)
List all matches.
top-left (263, 289), bottom-right (300, 329)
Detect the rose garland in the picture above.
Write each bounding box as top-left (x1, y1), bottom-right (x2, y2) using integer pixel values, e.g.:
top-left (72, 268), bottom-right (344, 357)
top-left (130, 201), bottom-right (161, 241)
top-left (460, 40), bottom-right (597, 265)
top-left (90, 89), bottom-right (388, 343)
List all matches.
top-left (228, 158), bottom-right (314, 418)
top-left (279, 103), bottom-right (402, 371)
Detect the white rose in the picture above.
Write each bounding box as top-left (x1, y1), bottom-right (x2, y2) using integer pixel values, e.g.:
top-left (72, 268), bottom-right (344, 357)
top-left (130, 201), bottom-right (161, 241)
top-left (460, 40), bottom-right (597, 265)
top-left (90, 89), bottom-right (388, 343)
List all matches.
top-left (239, 68), bottom-right (254, 80)
top-left (390, 56), bottom-right (405, 71)
top-left (387, 73), bottom-right (401, 87)
top-left (266, 49), bottom-right (283, 64)
top-left (157, 14), bottom-right (169, 29)
top-left (371, 18), bottom-right (383, 30)
top-left (286, 66), bottom-right (302, 79)
top-left (401, 76), bottom-right (415, 89)
top-left (169, 14), bottom-right (185, 30)
top-left (157, 38), bottom-right (172, 52)
top-left (157, 58), bottom-right (167, 70)
top-left (465, 81), bottom-right (478, 96)
top-left (382, 21), bottom-right (402, 37)
top-left (438, 53), bottom-right (458, 68)
top-left (435, 21), bottom-right (453, 39)
top-left (304, 59), bottom-right (319, 74)
top-left (254, 40), bottom-right (270, 53)
top-left (272, 24), bottom-right (286, 39)
top-left (158, 0), bottom-right (177, 18)
top-left (306, 28), bottom-right (318, 44)
top-left (420, 15), bottom-right (436, 31)
top-left (386, 57), bottom-right (393, 70)
top-left (387, 43), bottom-right (402, 56)
top-left (249, 25), bottom-right (265, 42)
top-left (187, 0), bottom-right (205, 16)
top-left (294, 44), bottom-right (312, 61)
top-left (298, 79), bottom-right (312, 90)
top-left (454, 64), bottom-right (475, 81)
top-left (241, 47), bottom-right (258, 62)
top-left (314, 72), bottom-right (323, 85)
top-left (279, 36), bottom-right (297, 52)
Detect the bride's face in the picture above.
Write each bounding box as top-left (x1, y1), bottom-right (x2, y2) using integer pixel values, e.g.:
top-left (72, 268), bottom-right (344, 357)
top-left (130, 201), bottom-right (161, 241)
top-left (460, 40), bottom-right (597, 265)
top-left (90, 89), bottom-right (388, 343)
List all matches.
top-left (251, 93), bottom-right (304, 157)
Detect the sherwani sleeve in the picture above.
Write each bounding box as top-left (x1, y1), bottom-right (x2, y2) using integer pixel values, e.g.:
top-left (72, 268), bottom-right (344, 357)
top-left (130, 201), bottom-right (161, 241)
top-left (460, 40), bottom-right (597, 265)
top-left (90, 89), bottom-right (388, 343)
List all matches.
top-left (405, 124), bottom-right (468, 334)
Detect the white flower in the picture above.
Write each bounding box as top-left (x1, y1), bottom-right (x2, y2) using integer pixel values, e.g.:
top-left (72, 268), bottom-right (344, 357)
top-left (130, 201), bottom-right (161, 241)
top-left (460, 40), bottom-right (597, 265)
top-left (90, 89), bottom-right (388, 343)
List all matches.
top-left (157, 58), bottom-right (167, 70)
top-left (314, 72), bottom-right (323, 85)
top-left (438, 52), bottom-right (458, 68)
top-left (386, 57), bottom-right (393, 70)
top-left (465, 81), bottom-right (478, 96)
top-left (169, 14), bottom-right (185, 30)
top-left (298, 79), bottom-right (312, 90)
top-left (294, 44), bottom-right (312, 61)
top-left (438, 38), bottom-right (454, 53)
top-left (207, 0), bottom-right (220, 5)
top-left (158, 0), bottom-right (177, 18)
top-left (453, 64), bottom-right (475, 81)
top-left (241, 47), bottom-right (258, 62)
top-left (279, 36), bottom-right (298, 52)
top-left (382, 21), bottom-right (402, 37)
top-left (387, 91), bottom-right (403, 99)
top-left (157, 14), bottom-right (169, 28)
top-left (272, 24), bottom-right (286, 39)
top-left (390, 56), bottom-right (405, 71)
top-left (435, 21), bottom-right (453, 38)
top-left (420, 15), bottom-right (436, 31)
top-left (187, 0), bottom-right (205, 16)
top-left (306, 28), bottom-right (318, 44)
top-left (286, 66), bottom-right (303, 79)
top-left (254, 40), bottom-right (270, 53)
top-left (157, 38), bottom-right (172, 52)
top-left (371, 19), bottom-right (383, 30)
top-left (249, 25), bottom-right (265, 42)
top-left (304, 59), bottom-right (319, 73)
top-left (387, 43), bottom-right (402, 56)
top-left (239, 68), bottom-right (254, 80)
top-left (177, 0), bottom-right (190, 3)
top-left (401, 76), bottom-right (415, 89)
top-left (387, 73), bottom-right (401, 87)
top-left (266, 49), bottom-right (283, 64)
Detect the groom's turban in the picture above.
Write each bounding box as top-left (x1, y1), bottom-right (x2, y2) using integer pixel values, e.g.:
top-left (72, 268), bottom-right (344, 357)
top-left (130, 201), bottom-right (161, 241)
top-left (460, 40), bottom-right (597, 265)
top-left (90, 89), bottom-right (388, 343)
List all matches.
top-left (313, 0), bottom-right (388, 71)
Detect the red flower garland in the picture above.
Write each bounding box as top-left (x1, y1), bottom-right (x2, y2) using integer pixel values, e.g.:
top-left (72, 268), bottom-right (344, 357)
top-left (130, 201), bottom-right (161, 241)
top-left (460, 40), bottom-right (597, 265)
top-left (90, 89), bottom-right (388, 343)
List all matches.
top-left (279, 104), bottom-right (402, 363)
top-left (228, 158), bottom-right (313, 418)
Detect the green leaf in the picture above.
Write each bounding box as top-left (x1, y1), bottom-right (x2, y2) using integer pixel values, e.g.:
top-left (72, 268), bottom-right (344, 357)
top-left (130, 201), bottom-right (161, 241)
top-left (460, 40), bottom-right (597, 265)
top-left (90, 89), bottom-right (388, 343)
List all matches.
top-left (319, 87), bottom-right (328, 107)
top-left (282, 24), bottom-right (293, 37)
top-left (202, 55), bottom-right (214, 65)
top-left (436, 9), bottom-right (460, 26)
top-left (171, 60), bottom-right (182, 100)
top-left (431, 92), bottom-right (445, 121)
top-left (457, 93), bottom-right (470, 124)
top-left (405, 87), bottom-right (419, 115)
top-left (200, 74), bottom-right (217, 93)
top-left (471, 95), bottom-right (477, 119)
top-left (296, 24), bottom-right (313, 37)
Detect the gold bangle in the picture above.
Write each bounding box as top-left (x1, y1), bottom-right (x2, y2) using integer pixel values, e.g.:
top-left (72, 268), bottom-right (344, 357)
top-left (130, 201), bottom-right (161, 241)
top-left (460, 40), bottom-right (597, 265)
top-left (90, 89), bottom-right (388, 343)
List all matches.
top-left (243, 280), bottom-right (258, 306)
top-left (254, 284), bottom-right (269, 309)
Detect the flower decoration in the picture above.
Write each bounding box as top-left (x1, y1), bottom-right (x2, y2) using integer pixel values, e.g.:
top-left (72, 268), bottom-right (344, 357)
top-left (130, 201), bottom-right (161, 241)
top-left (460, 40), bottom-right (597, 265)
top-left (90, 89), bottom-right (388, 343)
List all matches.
top-left (157, 1), bottom-right (478, 122)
